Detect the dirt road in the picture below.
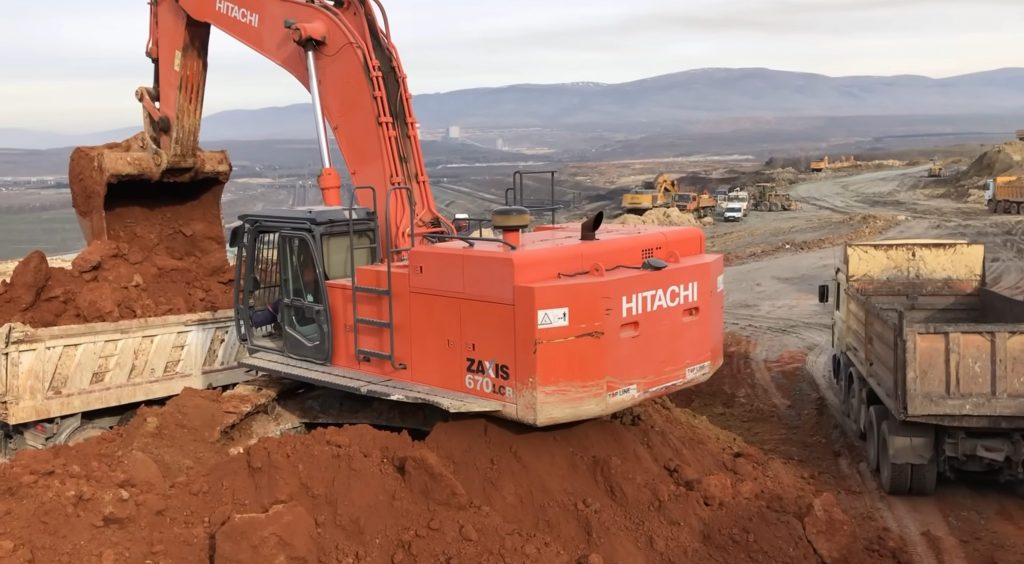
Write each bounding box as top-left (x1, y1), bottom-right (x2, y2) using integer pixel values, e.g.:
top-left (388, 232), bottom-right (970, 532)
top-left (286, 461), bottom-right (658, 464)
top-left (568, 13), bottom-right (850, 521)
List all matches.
top-left (697, 166), bottom-right (1024, 564)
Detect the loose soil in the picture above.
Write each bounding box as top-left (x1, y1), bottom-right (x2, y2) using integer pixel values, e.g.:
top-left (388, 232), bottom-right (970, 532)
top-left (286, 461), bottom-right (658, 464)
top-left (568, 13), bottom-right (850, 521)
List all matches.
top-left (0, 139), bottom-right (233, 327)
top-left (612, 207), bottom-right (702, 227)
top-left (0, 381), bottom-right (908, 564)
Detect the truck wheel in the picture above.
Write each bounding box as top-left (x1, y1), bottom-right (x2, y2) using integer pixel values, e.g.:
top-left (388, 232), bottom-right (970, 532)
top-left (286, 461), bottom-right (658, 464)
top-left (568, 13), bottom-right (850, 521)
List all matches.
top-left (840, 373), bottom-right (853, 417)
top-left (988, 200), bottom-right (997, 213)
top-left (66, 424), bottom-right (110, 446)
top-left (845, 378), bottom-right (861, 428)
top-left (865, 405), bottom-right (888, 471)
top-left (997, 201), bottom-right (1006, 214)
top-left (854, 386), bottom-right (869, 438)
top-left (1013, 203), bottom-right (1020, 215)
top-left (910, 456), bottom-right (938, 495)
top-left (56, 422), bottom-right (111, 446)
top-left (879, 419), bottom-right (912, 495)
top-left (770, 202), bottom-right (782, 212)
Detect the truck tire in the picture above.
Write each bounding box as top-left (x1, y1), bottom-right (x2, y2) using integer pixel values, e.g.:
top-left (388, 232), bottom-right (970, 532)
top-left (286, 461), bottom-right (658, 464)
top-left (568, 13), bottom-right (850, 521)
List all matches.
top-left (866, 405), bottom-right (887, 471)
top-left (879, 419), bottom-right (912, 495)
top-left (840, 373), bottom-right (853, 417)
top-left (845, 377), bottom-right (860, 426)
top-left (770, 202), bottom-right (782, 212)
top-left (759, 202), bottom-right (770, 212)
top-left (854, 386), bottom-right (868, 437)
top-left (1013, 203), bottom-right (1020, 215)
top-left (997, 201), bottom-right (1006, 214)
top-left (988, 200), bottom-right (996, 213)
top-left (57, 422), bottom-right (111, 446)
top-left (910, 456), bottom-right (938, 496)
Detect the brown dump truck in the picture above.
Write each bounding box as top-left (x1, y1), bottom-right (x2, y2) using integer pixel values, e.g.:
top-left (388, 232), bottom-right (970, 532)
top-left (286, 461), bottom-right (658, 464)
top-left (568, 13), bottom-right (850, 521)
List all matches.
top-left (986, 176), bottom-right (1024, 214)
top-left (819, 241), bottom-right (1024, 495)
top-left (0, 311), bottom-right (247, 456)
top-left (674, 192), bottom-right (718, 218)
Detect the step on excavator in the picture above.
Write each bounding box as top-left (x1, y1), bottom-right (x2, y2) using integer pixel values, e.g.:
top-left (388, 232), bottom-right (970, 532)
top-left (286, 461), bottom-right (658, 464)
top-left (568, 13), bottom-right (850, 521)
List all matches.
top-left (73, 0), bottom-right (724, 427)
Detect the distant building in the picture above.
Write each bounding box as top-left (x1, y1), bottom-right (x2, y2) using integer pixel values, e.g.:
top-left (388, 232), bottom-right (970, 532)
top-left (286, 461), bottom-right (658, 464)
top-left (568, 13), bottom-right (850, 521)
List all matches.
top-left (445, 125), bottom-right (461, 140)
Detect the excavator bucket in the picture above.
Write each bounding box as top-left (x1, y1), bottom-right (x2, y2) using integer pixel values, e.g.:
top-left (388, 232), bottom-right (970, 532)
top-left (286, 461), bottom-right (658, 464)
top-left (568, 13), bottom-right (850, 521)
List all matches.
top-left (68, 132), bottom-right (231, 245)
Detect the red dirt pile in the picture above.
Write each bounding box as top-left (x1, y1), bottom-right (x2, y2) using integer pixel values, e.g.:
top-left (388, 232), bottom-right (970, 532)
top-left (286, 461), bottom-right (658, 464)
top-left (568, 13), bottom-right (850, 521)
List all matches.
top-left (0, 141), bottom-right (233, 328)
top-left (0, 387), bottom-right (909, 563)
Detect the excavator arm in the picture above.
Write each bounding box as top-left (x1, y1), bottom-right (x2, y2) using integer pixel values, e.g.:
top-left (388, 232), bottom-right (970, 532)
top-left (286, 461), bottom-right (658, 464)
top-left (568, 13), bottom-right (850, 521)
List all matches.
top-left (103, 0), bottom-right (447, 255)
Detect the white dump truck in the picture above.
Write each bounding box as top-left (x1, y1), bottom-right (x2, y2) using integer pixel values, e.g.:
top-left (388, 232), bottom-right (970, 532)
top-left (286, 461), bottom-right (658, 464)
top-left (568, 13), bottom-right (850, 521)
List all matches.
top-left (0, 311), bottom-right (247, 455)
top-left (819, 240), bottom-right (1024, 495)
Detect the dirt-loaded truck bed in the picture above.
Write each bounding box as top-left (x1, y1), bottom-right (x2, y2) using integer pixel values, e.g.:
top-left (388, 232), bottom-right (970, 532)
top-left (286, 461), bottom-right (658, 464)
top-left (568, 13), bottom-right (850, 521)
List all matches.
top-left (820, 240), bottom-right (1024, 495)
top-left (0, 311), bottom-right (246, 455)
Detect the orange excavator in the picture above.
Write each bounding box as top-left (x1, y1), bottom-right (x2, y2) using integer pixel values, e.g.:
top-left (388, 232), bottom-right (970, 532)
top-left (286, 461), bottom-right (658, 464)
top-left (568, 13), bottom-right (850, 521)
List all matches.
top-left (80, 0), bottom-right (724, 427)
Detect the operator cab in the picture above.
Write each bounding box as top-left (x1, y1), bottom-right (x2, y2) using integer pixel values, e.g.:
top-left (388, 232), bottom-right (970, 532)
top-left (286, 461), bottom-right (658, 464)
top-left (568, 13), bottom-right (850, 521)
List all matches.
top-left (229, 206), bottom-right (378, 363)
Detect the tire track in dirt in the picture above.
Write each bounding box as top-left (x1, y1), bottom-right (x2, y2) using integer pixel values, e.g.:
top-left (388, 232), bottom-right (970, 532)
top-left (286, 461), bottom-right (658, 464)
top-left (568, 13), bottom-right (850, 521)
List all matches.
top-left (807, 337), bottom-right (963, 564)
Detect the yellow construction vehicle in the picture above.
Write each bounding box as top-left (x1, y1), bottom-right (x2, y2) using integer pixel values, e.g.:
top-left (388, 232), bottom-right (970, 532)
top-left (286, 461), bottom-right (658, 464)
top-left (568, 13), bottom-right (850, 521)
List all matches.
top-left (809, 157), bottom-right (829, 172)
top-left (621, 173), bottom-right (680, 214)
top-left (927, 160), bottom-right (944, 178)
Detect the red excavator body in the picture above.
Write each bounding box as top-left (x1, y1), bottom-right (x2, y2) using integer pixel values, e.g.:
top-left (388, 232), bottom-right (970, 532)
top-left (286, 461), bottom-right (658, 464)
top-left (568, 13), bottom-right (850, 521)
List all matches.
top-left (81, 0), bottom-right (724, 427)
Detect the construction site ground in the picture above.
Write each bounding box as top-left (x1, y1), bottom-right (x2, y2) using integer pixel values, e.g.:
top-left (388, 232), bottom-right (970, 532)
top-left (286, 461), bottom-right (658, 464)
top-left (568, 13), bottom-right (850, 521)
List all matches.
top-left (2, 165), bottom-right (1024, 563)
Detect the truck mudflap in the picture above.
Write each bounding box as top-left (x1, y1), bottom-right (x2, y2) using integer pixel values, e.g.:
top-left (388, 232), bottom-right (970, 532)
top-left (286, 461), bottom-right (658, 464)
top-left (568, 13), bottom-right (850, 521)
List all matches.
top-left (887, 421), bottom-right (936, 465)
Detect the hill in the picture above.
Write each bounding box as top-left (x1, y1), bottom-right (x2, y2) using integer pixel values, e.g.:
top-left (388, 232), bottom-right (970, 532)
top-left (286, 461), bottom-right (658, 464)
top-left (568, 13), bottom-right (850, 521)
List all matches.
top-left (5, 67), bottom-right (1024, 150)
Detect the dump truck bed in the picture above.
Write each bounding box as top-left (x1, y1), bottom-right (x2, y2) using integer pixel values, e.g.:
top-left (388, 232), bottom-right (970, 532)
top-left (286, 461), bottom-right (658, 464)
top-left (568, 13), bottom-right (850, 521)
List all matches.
top-left (840, 241), bottom-right (1024, 428)
top-left (846, 289), bottom-right (1024, 427)
top-left (0, 310), bottom-right (247, 425)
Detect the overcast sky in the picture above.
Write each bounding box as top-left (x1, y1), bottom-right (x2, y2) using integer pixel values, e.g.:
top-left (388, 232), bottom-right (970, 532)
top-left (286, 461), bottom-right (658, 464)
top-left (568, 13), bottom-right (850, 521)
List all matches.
top-left (2, 0), bottom-right (1023, 133)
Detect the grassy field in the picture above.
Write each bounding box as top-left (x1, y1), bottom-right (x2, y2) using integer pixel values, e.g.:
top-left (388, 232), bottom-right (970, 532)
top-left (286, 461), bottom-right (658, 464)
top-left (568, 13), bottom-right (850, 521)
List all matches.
top-left (0, 208), bottom-right (83, 260)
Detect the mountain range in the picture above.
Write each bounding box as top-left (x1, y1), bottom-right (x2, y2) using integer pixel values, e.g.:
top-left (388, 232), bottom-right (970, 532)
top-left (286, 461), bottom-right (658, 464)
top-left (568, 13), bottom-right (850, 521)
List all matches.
top-left (5, 67), bottom-right (1024, 150)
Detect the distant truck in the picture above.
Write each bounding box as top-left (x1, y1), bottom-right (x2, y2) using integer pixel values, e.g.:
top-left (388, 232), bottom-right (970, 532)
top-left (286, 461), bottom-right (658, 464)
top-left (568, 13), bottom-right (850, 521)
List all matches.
top-left (985, 176), bottom-right (1024, 214)
top-left (927, 161), bottom-right (945, 178)
top-left (0, 311), bottom-right (247, 456)
top-left (675, 192), bottom-right (718, 218)
top-left (726, 190), bottom-right (750, 216)
top-left (819, 241), bottom-right (1024, 495)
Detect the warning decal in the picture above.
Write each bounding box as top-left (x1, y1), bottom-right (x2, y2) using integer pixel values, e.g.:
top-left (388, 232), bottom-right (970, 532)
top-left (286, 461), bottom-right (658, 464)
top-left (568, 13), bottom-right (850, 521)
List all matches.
top-left (537, 307), bottom-right (569, 329)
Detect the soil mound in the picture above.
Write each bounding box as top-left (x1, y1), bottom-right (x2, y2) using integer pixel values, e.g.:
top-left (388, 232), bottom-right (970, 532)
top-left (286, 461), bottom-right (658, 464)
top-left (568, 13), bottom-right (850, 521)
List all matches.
top-left (962, 141), bottom-right (1024, 182)
top-left (614, 207), bottom-right (702, 227)
top-left (0, 385), bottom-right (908, 563)
top-left (0, 140), bottom-right (233, 328)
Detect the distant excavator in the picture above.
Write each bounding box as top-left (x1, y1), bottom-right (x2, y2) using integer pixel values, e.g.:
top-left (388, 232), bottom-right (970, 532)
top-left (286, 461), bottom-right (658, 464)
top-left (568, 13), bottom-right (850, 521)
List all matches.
top-left (73, 0), bottom-right (725, 427)
top-left (621, 173), bottom-right (680, 215)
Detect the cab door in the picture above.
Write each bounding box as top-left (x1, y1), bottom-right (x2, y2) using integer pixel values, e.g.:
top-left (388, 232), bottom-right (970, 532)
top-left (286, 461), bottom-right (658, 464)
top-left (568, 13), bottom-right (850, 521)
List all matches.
top-left (279, 232), bottom-right (331, 363)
